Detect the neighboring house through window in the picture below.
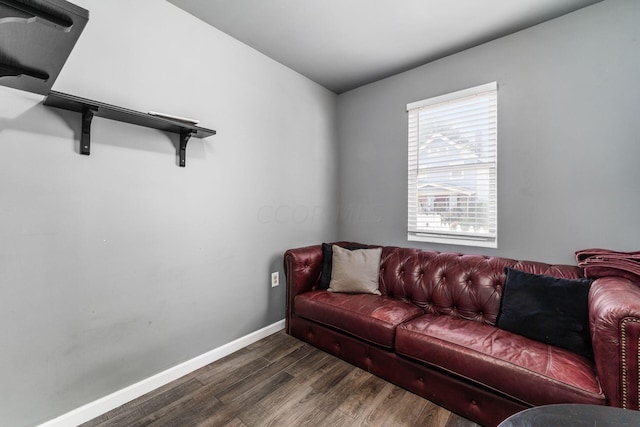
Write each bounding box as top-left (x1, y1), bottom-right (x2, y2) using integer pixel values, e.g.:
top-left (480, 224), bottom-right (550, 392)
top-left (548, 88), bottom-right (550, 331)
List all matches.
top-left (407, 82), bottom-right (497, 248)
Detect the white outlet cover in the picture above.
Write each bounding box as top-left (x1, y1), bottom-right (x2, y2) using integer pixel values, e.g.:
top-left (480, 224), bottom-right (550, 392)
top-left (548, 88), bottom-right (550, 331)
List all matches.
top-left (271, 272), bottom-right (279, 287)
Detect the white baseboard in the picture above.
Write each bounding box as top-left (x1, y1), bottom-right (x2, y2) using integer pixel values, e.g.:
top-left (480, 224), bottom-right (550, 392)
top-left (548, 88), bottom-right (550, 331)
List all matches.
top-left (38, 319), bottom-right (286, 427)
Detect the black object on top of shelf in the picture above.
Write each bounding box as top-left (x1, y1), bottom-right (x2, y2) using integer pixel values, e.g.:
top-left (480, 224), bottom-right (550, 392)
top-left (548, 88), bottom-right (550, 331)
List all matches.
top-left (44, 91), bottom-right (217, 167)
top-left (0, 0), bottom-right (88, 95)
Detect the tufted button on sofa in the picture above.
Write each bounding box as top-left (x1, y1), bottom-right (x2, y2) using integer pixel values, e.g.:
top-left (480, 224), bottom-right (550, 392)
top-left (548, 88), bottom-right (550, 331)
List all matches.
top-left (284, 243), bottom-right (640, 427)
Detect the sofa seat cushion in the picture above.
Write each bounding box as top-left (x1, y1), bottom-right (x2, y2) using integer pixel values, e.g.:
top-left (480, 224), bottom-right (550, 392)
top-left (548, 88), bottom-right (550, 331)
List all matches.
top-left (294, 291), bottom-right (423, 348)
top-left (396, 315), bottom-right (605, 406)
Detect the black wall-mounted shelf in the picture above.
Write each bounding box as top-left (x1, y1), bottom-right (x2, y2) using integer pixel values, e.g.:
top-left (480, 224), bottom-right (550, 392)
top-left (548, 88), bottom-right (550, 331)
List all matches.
top-left (2, 1), bottom-right (215, 167)
top-left (44, 91), bottom-right (217, 167)
top-left (0, 0), bottom-right (88, 95)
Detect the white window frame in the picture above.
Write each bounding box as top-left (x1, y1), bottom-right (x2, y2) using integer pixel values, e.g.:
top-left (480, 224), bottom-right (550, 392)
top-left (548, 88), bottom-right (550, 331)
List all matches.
top-left (407, 82), bottom-right (498, 248)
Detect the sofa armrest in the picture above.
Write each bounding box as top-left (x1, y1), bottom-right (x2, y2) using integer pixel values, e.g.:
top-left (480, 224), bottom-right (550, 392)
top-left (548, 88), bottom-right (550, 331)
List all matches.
top-left (590, 276), bottom-right (640, 408)
top-left (284, 244), bottom-right (323, 333)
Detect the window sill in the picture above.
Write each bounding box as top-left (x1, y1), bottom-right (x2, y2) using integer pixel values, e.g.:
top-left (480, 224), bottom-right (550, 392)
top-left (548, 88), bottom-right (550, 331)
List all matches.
top-left (408, 233), bottom-right (497, 249)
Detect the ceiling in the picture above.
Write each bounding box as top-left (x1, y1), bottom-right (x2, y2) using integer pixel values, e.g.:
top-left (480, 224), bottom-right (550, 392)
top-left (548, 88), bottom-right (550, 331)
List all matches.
top-left (167, 0), bottom-right (602, 94)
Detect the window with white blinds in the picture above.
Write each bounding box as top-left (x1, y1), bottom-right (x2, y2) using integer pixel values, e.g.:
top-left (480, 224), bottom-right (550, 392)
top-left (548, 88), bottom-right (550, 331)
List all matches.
top-left (407, 82), bottom-right (497, 248)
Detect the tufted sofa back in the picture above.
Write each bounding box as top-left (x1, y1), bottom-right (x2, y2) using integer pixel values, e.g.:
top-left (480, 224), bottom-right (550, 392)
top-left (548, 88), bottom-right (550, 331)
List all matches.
top-left (378, 246), bottom-right (584, 325)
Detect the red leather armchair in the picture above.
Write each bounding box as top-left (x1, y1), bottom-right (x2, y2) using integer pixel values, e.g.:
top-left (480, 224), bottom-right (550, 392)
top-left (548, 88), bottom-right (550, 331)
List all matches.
top-left (589, 277), bottom-right (640, 409)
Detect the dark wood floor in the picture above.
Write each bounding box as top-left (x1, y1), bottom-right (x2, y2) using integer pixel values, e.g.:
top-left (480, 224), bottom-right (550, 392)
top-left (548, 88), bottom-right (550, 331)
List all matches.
top-left (81, 331), bottom-right (480, 427)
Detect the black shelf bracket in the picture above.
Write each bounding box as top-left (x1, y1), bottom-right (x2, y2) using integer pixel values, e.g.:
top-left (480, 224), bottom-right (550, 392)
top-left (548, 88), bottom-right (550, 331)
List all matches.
top-left (81, 107), bottom-right (96, 155)
top-left (179, 129), bottom-right (196, 167)
top-left (0, 61), bottom-right (49, 81)
top-left (0, 0), bottom-right (88, 95)
top-left (0, 0), bottom-right (74, 31)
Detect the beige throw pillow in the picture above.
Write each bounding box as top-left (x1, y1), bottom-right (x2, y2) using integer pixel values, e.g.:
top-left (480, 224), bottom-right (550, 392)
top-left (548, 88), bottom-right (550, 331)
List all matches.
top-left (328, 245), bottom-right (382, 295)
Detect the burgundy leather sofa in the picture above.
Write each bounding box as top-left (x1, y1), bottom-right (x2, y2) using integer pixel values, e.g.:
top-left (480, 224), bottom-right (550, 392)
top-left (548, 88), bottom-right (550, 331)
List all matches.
top-left (284, 243), bottom-right (640, 427)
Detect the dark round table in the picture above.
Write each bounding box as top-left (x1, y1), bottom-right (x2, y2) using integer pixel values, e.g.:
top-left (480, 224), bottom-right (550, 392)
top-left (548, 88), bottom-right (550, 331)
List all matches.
top-left (498, 404), bottom-right (640, 427)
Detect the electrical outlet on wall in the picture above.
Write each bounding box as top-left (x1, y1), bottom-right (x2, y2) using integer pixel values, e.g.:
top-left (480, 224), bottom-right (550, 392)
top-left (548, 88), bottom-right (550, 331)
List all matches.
top-left (271, 271), bottom-right (279, 287)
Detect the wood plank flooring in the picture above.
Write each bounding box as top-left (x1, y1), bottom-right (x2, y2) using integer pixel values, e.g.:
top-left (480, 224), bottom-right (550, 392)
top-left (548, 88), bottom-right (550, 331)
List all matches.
top-left (81, 331), bottom-right (480, 427)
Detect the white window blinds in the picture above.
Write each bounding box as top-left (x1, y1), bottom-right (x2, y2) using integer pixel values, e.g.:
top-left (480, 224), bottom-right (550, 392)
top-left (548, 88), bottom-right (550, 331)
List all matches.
top-left (407, 82), bottom-right (497, 248)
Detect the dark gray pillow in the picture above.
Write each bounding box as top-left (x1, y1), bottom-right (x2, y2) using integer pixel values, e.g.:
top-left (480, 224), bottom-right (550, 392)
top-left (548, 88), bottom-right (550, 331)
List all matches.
top-left (496, 268), bottom-right (593, 358)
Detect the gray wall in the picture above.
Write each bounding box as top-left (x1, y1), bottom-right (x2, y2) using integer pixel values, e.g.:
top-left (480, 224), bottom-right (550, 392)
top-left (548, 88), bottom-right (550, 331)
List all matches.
top-left (0, 1), bottom-right (337, 426)
top-left (336, 0), bottom-right (640, 265)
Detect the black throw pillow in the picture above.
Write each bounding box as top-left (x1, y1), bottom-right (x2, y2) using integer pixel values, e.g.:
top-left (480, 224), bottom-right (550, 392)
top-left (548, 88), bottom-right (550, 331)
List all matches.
top-left (496, 267), bottom-right (593, 359)
top-left (319, 242), bottom-right (369, 289)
